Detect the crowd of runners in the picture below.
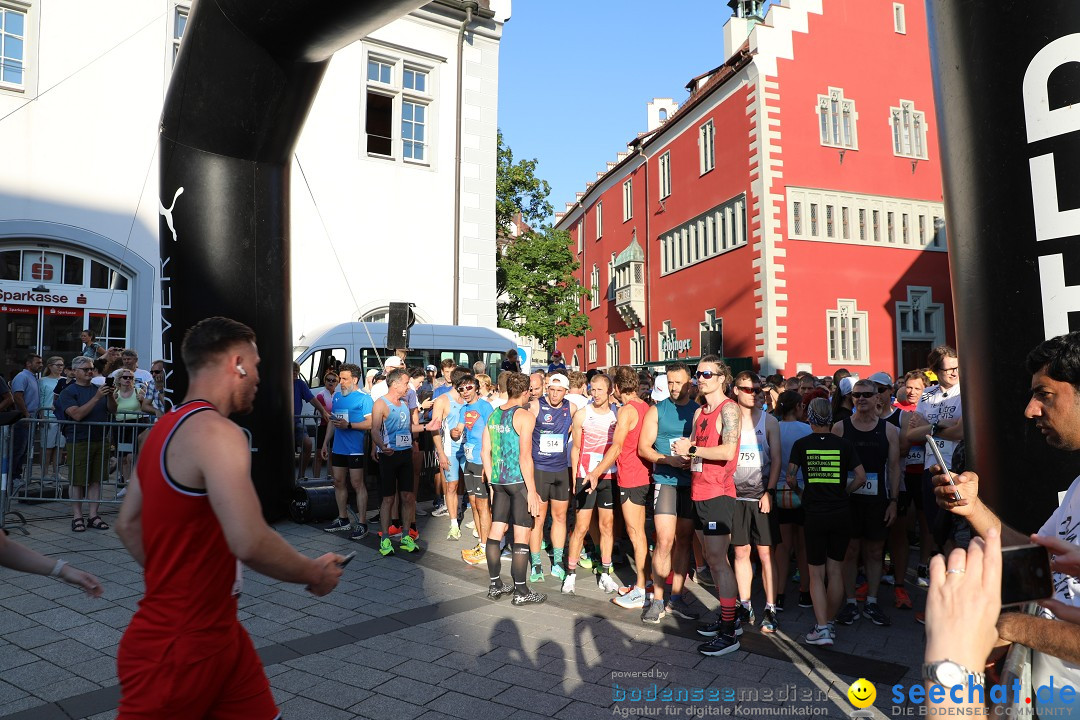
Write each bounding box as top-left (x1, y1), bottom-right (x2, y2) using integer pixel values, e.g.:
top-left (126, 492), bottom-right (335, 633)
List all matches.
top-left (318, 346), bottom-right (966, 659)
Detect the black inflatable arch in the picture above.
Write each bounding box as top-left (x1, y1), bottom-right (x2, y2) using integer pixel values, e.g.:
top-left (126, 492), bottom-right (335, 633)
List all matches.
top-left (159, 0), bottom-right (429, 518)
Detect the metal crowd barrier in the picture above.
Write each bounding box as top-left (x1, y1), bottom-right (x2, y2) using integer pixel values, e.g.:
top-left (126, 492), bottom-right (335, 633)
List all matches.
top-left (1, 414), bottom-right (156, 530)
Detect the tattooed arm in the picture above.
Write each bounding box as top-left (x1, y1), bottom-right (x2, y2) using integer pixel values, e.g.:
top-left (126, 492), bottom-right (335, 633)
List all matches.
top-left (679, 402), bottom-right (741, 462)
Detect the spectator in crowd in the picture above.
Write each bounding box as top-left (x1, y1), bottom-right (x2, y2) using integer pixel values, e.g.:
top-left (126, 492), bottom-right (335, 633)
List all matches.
top-left (501, 348), bottom-right (521, 373)
top-left (831, 374), bottom-right (857, 424)
top-left (311, 371), bottom-right (338, 480)
top-left (548, 349), bottom-right (567, 374)
top-left (55, 356), bottom-right (113, 532)
top-left (108, 369), bottom-right (155, 487)
top-left (293, 362), bottom-right (330, 479)
top-left (423, 365), bottom-right (438, 397)
top-left (147, 360), bottom-right (171, 416)
top-left (39, 356), bottom-right (67, 478)
top-left (102, 348), bottom-right (124, 377)
top-left (364, 368), bottom-right (379, 393)
top-left (638, 371), bottom-right (655, 405)
top-left (472, 359), bottom-right (486, 376)
top-left (79, 330), bottom-right (106, 359)
top-left (110, 349), bottom-right (154, 387)
top-left (476, 373), bottom-right (493, 403)
top-left (773, 389), bottom-right (811, 610)
top-left (434, 359), bottom-right (456, 391)
top-left (10, 353), bottom-right (43, 484)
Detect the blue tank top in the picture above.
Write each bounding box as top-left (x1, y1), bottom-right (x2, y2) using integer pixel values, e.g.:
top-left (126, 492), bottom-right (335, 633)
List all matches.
top-left (488, 406), bottom-right (524, 485)
top-left (443, 395), bottom-right (465, 453)
top-left (532, 396), bottom-right (572, 472)
top-left (381, 396), bottom-right (412, 451)
top-left (653, 398), bottom-right (697, 487)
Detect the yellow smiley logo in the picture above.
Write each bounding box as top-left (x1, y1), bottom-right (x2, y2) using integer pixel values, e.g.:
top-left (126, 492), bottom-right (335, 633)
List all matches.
top-left (847, 678), bottom-right (876, 709)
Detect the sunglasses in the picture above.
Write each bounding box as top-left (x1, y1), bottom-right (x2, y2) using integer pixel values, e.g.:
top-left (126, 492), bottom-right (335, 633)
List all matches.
top-left (736, 386), bottom-right (761, 395)
top-left (850, 391), bottom-right (878, 399)
top-left (695, 370), bottom-right (721, 380)
top-left (457, 384), bottom-right (476, 392)
top-left (875, 385), bottom-right (891, 393)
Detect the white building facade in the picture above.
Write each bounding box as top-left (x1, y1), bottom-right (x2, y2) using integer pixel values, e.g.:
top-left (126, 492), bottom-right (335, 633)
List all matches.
top-left (0, 0), bottom-right (507, 378)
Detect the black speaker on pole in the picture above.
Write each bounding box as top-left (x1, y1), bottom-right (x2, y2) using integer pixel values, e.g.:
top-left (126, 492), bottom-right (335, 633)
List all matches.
top-left (387, 302), bottom-right (414, 349)
top-left (701, 326), bottom-right (723, 358)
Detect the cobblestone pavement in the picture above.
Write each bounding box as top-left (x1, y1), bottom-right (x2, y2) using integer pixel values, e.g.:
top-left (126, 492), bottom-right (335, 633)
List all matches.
top-left (0, 498), bottom-right (929, 719)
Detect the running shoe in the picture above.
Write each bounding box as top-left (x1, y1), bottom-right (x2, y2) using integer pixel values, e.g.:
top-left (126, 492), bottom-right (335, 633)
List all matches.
top-left (798, 591), bottom-right (814, 608)
top-left (462, 547), bottom-right (485, 566)
top-left (916, 564), bottom-right (930, 588)
top-left (346, 507), bottom-right (362, 530)
top-left (550, 564), bottom-right (567, 581)
top-left (512, 590), bottom-right (547, 606)
top-left (863, 602), bottom-right (891, 626)
top-left (399, 535), bottom-right (418, 553)
top-left (487, 582), bottom-right (513, 601)
top-left (324, 517), bottom-right (351, 533)
top-left (737, 603), bottom-right (755, 628)
top-left (617, 581), bottom-right (655, 596)
top-left (761, 608), bottom-right (779, 634)
top-left (465, 520), bottom-right (475, 529)
top-left (881, 562), bottom-right (896, 585)
top-left (665, 597), bottom-right (701, 620)
top-left (597, 572), bottom-right (620, 594)
top-left (835, 602), bottom-right (861, 626)
top-left (776, 593), bottom-right (785, 612)
top-left (578, 550), bottom-right (596, 570)
top-left (431, 503), bottom-right (450, 518)
top-left (698, 617), bottom-right (744, 638)
top-left (894, 586), bottom-right (913, 610)
top-left (447, 526), bottom-right (461, 541)
top-left (529, 565), bottom-right (545, 583)
top-left (388, 523), bottom-right (402, 539)
top-left (408, 526), bottom-right (419, 541)
top-left (804, 625), bottom-right (835, 646)
top-left (855, 581), bottom-right (868, 603)
top-left (561, 573), bottom-right (577, 595)
top-left (694, 567), bottom-right (715, 587)
top-left (641, 598), bottom-right (666, 624)
top-left (698, 631), bottom-right (740, 657)
top-left (349, 524), bottom-right (369, 541)
top-left (379, 536), bottom-right (394, 556)
top-left (473, 528), bottom-right (479, 538)
top-left (791, 569), bottom-right (801, 584)
top-left (613, 586), bottom-right (647, 609)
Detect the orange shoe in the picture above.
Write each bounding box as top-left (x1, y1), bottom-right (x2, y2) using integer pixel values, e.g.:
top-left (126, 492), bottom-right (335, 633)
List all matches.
top-left (894, 586), bottom-right (913, 610)
top-left (855, 581), bottom-right (868, 603)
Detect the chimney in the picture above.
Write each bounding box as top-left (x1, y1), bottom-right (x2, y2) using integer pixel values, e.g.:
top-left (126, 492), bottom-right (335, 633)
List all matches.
top-left (647, 98), bottom-right (679, 131)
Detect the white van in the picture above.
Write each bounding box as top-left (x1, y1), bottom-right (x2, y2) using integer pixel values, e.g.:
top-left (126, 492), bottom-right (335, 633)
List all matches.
top-left (293, 321), bottom-right (518, 390)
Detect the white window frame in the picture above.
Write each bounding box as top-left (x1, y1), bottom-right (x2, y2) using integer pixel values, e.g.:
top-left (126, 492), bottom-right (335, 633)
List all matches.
top-left (588, 339), bottom-right (597, 364)
top-left (590, 264), bottom-right (600, 309)
top-left (596, 201), bottom-right (603, 240)
top-left (893, 2), bottom-right (906, 34)
top-left (606, 334), bottom-right (620, 367)
top-left (659, 151), bottom-right (672, 199)
top-left (826, 299), bottom-right (869, 366)
top-left (890, 99), bottom-right (928, 160)
top-left (816, 87), bottom-right (858, 150)
top-left (622, 179), bottom-right (633, 222)
top-left (630, 329), bottom-right (644, 366)
top-left (699, 120), bottom-right (715, 175)
top-left (363, 48), bottom-right (435, 166)
top-left (171, 4), bottom-right (188, 64)
top-left (894, 286), bottom-right (945, 372)
top-left (786, 187), bottom-right (945, 252)
top-left (0, 1), bottom-right (35, 96)
top-left (577, 219), bottom-right (584, 254)
top-left (660, 194), bottom-right (747, 276)
top-left (701, 308), bottom-right (721, 333)
top-left (658, 321), bottom-right (677, 361)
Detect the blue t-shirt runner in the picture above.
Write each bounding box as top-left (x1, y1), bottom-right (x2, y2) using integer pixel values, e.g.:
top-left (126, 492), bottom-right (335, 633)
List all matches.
top-left (459, 398), bottom-right (494, 466)
top-left (330, 390), bottom-right (373, 456)
top-left (653, 397), bottom-right (697, 487)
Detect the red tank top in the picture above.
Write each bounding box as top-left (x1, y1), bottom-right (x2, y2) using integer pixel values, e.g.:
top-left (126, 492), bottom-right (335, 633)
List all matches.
top-left (616, 399), bottom-right (650, 488)
top-left (122, 400), bottom-right (241, 661)
top-left (690, 398), bottom-right (738, 501)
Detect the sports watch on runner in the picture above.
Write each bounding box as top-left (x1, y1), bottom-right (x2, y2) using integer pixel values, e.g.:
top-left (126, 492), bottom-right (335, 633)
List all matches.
top-left (688, 445), bottom-right (697, 457)
top-left (922, 660), bottom-right (984, 690)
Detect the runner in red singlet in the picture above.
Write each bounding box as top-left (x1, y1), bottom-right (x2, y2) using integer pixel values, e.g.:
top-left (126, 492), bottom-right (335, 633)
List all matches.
top-left (115, 317), bottom-right (343, 720)
top-left (673, 355), bottom-right (742, 657)
top-left (610, 366), bottom-right (652, 611)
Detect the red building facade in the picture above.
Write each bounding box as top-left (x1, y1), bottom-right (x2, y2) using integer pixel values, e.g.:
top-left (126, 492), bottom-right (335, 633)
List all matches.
top-left (554, 0), bottom-right (953, 378)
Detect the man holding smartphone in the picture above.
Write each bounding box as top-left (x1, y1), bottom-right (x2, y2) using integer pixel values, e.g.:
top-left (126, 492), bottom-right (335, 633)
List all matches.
top-left (115, 317), bottom-right (344, 719)
top-left (933, 331), bottom-right (1080, 705)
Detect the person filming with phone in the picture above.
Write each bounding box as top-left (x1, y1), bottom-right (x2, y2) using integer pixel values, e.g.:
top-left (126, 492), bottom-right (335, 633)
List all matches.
top-left (932, 331), bottom-right (1080, 704)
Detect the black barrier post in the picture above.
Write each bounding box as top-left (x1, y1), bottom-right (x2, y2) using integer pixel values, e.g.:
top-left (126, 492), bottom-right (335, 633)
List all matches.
top-left (159, 0), bottom-right (427, 520)
top-left (927, 0), bottom-right (1080, 532)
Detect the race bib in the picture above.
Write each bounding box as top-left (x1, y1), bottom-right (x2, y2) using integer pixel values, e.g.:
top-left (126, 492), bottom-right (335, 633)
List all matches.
top-left (334, 411), bottom-right (349, 422)
top-left (464, 443), bottom-right (477, 463)
top-left (738, 443), bottom-right (762, 469)
top-left (540, 433), bottom-right (564, 454)
top-left (585, 452), bottom-right (603, 473)
top-left (851, 471), bottom-right (879, 497)
top-left (396, 433), bottom-right (411, 448)
top-left (691, 457), bottom-right (703, 473)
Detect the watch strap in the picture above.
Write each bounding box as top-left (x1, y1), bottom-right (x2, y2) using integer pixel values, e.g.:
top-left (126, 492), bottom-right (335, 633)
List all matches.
top-left (922, 660), bottom-right (984, 688)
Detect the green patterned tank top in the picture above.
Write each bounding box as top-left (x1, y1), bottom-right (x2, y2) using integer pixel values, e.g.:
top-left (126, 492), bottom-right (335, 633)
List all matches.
top-left (487, 406), bottom-right (524, 485)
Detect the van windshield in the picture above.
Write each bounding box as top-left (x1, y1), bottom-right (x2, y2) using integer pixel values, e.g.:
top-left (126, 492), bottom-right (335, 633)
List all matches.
top-left (292, 345), bottom-right (308, 360)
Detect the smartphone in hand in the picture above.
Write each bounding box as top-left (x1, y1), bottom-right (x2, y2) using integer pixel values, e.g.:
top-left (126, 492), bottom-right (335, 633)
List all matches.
top-left (337, 551), bottom-right (357, 568)
top-left (1002, 544), bottom-right (1053, 606)
top-left (925, 434), bottom-right (961, 502)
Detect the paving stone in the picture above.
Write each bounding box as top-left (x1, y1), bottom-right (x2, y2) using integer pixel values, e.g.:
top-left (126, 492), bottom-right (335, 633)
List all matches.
top-left (296, 678), bottom-right (373, 708)
top-left (491, 684), bottom-right (572, 716)
top-left (349, 693), bottom-right (426, 720)
top-left (0, 696), bottom-right (47, 718)
top-left (1, 593), bottom-right (59, 615)
top-left (377, 675), bottom-right (446, 705)
top-left (487, 664), bottom-right (561, 692)
top-left (2, 660), bottom-right (76, 692)
top-left (0, 645), bottom-right (45, 672)
top-left (552, 678), bottom-right (616, 707)
top-left (60, 622), bottom-right (123, 650)
top-left (31, 675), bottom-right (101, 702)
top-left (270, 668), bottom-right (326, 695)
top-left (424, 692), bottom-right (514, 720)
top-left (555, 699), bottom-right (618, 720)
top-left (31, 640), bottom-right (106, 669)
top-left (4, 626), bottom-right (69, 650)
top-left (28, 606), bottom-right (96, 631)
top-left (437, 670), bottom-right (511, 700)
top-left (276, 695), bottom-right (356, 720)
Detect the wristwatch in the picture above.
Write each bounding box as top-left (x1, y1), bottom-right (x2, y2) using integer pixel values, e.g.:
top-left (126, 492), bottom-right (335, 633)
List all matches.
top-left (929, 422), bottom-right (938, 437)
top-left (688, 445), bottom-right (698, 457)
top-left (922, 660), bottom-right (984, 690)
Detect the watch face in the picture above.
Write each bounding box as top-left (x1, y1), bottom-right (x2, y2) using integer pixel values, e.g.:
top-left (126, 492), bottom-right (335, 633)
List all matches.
top-left (936, 662), bottom-right (967, 687)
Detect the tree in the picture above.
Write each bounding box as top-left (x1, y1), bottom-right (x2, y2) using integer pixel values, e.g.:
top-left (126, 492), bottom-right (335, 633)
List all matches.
top-left (495, 132), bottom-right (589, 349)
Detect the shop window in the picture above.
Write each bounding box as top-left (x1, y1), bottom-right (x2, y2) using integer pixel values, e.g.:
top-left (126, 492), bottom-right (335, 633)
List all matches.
top-left (63, 255), bottom-right (83, 285)
top-left (0, 249), bottom-right (18, 279)
top-left (89, 260), bottom-right (128, 290)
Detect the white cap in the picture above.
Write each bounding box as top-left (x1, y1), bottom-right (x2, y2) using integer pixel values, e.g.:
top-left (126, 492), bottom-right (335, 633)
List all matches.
top-left (839, 376), bottom-right (858, 396)
top-left (384, 356), bottom-right (404, 369)
top-left (547, 374), bottom-right (569, 389)
top-left (650, 374), bottom-right (669, 403)
top-left (867, 371), bottom-right (893, 387)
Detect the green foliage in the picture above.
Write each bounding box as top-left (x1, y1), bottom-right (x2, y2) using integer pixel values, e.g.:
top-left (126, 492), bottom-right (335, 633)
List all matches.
top-left (496, 225), bottom-right (590, 349)
top-left (494, 131), bottom-right (589, 349)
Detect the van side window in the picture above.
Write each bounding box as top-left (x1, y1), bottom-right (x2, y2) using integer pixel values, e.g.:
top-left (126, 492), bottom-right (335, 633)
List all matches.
top-left (302, 348), bottom-right (346, 388)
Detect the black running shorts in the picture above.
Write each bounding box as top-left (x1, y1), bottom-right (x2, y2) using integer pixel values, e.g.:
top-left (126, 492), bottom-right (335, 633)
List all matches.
top-left (536, 469), bottom-right (570, 503)
top-left (378, 451), bottom-right (414, 496)
top-left (804, 507), bottom-right (851, 565)
top-left (491, 482), bottom-right (533, 528)
top-left (731, 499), bottom-right (780, 546)
top-left (653, 484), bottom-right (694, 519)
top-left (574, 477), bottom-right (614, 511)
top-left (693, 495), bottom-right (736, 536)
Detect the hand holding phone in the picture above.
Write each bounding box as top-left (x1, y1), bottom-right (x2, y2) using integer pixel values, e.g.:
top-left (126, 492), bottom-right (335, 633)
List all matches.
top-left (337, 551), bottom-right (357, 568)
top-left (1001, 544), bottom-right (1053, 606)
top-left (925, 434), bottom-right (961, 501)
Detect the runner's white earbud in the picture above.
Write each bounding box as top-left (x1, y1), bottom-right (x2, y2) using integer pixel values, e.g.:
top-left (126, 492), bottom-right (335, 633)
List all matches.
top-left (236, 365), bottom-right (247, 377)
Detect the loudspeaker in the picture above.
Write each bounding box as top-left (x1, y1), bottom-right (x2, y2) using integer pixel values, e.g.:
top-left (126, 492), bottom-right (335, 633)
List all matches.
top-left (701, 327), bottom-right (723, 358)
top-left (387, 302), bottom-right (414, 349)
